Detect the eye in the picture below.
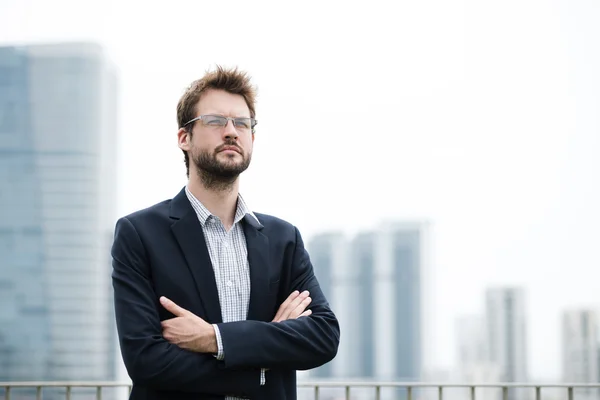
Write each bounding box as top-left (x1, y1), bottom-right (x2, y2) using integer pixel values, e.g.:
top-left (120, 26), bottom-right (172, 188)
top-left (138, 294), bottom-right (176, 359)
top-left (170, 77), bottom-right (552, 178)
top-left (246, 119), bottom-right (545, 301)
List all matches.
top-left (234, 118), bottom-right (251, 129)
top-left (203, 116), bottom-right (226, 126)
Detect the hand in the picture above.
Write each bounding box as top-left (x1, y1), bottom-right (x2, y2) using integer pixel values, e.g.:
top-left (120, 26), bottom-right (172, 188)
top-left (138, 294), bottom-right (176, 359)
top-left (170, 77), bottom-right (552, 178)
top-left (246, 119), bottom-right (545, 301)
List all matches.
top-left (272, 290), bottom-right (312, 322)
top-left (159, 296), bottom-right (217, 354)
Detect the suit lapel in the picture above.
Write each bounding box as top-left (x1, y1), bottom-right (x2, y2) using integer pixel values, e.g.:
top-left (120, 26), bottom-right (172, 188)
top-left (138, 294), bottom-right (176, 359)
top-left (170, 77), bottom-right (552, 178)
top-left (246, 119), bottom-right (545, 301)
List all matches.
top-left (243, 215), bottom-right (272, 321)
top-left (170, 188), bottom-right (222, 324)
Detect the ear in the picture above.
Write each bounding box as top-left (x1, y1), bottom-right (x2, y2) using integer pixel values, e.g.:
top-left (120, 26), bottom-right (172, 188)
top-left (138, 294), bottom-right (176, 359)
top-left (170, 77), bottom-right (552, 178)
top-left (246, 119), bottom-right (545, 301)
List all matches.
top-left (177, 128), bottom-right (191, 151)
top-left (251, 131), bottom-right (255, 143)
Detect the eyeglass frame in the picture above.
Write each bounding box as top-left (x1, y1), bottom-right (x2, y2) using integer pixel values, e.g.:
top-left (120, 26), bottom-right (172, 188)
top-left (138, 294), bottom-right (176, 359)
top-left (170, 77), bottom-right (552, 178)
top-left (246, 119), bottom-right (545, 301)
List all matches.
top-left (181, 114), bottom-right (258, 133)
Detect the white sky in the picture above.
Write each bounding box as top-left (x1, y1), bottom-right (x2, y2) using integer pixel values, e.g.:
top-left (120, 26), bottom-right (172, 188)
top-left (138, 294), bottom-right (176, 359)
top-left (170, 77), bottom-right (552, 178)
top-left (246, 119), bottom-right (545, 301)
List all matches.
top-left (1, 0), bottom-right (599, 380)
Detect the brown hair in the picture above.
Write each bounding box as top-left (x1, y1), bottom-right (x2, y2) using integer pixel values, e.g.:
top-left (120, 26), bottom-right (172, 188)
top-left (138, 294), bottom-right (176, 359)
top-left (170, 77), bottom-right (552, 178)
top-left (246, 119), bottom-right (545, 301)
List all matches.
top-left (176, 65), bottom-right (257, 177)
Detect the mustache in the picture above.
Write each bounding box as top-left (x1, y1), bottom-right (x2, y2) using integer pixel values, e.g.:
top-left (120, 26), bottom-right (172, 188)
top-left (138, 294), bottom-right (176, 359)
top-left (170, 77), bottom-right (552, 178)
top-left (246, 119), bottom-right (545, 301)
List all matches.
top-left (215, 141), bottom-right (242, 154)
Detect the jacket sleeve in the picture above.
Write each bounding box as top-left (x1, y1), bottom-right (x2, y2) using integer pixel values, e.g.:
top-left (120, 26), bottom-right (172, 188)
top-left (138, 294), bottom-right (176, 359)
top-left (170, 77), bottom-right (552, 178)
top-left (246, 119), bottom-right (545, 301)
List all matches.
top-left (111, 216), bottom-right (261, 396)
top-left (216, 226), bottom-right (340, 370)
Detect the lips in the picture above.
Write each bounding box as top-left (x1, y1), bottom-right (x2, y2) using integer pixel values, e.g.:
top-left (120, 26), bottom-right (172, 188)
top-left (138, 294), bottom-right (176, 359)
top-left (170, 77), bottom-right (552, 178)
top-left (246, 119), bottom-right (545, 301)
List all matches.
top-left (219, 145), bottom-right (241, 154)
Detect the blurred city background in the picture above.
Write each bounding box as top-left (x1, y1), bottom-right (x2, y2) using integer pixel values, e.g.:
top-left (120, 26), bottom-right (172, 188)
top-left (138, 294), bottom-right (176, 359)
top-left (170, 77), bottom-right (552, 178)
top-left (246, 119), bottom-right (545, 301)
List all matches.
top-left (1, 0), bottom-right (599, 399)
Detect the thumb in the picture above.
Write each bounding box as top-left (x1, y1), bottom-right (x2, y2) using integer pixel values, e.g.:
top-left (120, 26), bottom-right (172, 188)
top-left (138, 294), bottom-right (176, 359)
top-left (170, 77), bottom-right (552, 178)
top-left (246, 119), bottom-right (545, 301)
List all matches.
top-left (160, 296), bottom-right (189, 317)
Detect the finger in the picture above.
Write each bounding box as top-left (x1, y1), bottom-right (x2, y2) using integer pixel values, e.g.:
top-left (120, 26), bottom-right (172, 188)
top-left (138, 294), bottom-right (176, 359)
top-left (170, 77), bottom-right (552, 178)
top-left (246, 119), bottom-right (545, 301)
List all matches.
top-left (272, 291), bottom-right (300, 322)
top-left (298, 309), bottom-right (312, 318)
top-left (281, 291), bottom-right (309, 320)
top-left (279, 291), bottom-right (300, 312)
top-left (160, 317), bottom-right (178, 329)
top-left (289, 296), bottom-right (312, 319)
top-left (160, 296), bottom-right (189, 317)
top-left (284, 291), bottom-right (309, 318)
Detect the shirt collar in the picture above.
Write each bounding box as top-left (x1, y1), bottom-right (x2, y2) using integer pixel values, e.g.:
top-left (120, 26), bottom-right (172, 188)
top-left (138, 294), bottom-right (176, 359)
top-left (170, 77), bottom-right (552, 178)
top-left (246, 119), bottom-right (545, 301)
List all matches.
top-left (185, 186), bottom-right (262, 228)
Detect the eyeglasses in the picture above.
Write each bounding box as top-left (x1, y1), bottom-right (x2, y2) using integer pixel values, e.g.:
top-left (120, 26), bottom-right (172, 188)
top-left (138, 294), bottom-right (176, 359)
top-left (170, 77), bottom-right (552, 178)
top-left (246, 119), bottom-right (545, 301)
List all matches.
top-left (182, 114), bottom-right (257, 132)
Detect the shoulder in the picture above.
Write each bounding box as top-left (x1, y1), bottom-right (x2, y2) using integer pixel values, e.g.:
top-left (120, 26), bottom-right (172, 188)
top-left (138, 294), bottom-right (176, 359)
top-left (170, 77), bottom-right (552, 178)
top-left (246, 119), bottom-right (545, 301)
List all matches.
top-left (115, 199), bottom-right (172, 229)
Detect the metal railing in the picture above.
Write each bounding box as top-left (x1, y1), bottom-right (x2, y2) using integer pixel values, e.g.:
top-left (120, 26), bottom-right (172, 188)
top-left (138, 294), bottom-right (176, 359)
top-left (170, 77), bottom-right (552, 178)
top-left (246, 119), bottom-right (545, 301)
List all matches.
top-left (1, 381), bottom-right (600, 400)
top-left (298, 382), bottom-right (600, 400)
top-left (0, 382), bottom-right (131, 400)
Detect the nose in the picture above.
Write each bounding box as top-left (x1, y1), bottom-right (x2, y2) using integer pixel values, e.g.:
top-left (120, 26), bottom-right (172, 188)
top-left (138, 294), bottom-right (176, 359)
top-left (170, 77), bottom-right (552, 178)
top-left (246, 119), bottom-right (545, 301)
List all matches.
top-left (222, 120), bottom-right (239, 140)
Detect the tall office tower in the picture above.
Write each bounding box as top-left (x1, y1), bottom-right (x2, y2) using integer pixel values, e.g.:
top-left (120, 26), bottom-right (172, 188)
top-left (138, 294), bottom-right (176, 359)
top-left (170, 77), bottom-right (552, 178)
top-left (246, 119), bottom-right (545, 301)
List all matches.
top-left (373, 221), bottom-right (428, 382)
top-left (302, 222), bottom-right (430, 400)
top-left (306, 232), bottom-right (352, 378)
top-left (0, 43), bottom-right (119, 389)
top-left (561, 309), bottom-right (600, 400)
top-left (485, 287), bottom-right (528, 400)
top-left (306, 231), bottom-right (378, 381)
top-left (351, 231), bottom-right (377, 379)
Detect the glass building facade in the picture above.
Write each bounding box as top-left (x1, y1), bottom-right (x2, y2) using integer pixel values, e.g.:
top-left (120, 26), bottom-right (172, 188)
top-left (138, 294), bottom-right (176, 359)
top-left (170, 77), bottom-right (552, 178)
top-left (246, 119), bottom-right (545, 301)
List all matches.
top-left (306, 233), bottom-right (338, 379)
top-left (0, 43), bottom-right (118, 385)
top-left (306, 222), bottom-right (427, 386)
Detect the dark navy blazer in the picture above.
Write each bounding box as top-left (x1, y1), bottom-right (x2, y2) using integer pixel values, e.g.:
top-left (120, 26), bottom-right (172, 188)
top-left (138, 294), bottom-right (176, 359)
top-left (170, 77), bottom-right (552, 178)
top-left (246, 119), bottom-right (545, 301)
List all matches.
top-left (111, 187), bottom-right (340, 399)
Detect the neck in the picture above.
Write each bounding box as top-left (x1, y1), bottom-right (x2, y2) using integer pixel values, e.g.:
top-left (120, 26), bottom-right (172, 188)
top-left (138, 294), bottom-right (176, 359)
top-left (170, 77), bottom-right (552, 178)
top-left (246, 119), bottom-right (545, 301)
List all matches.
top-left (187, 171), bottom-right (239, 230)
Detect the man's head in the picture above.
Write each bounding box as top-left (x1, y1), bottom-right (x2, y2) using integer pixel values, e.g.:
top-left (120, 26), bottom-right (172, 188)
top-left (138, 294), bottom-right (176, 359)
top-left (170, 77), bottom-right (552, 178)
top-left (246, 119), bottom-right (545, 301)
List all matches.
top-left (177, 66), bottom-right (257, 190)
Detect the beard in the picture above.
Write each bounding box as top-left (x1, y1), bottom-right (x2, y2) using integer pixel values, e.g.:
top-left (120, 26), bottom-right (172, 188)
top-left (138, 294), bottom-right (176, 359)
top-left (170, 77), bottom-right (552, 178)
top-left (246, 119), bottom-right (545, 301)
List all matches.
top-left (191, 143), bottom-right (251, 191)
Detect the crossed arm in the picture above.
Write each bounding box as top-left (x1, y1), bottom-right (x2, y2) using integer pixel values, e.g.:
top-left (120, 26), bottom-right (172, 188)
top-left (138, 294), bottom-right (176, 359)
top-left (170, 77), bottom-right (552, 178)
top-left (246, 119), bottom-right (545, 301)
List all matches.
top-left (159, 290), bottom-right (313, 356)
top-left (111, 217), bottom-right (339, 396)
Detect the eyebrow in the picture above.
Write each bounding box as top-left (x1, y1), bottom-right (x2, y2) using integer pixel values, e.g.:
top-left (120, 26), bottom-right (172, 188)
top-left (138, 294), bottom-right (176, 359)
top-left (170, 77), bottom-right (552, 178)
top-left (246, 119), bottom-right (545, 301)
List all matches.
top-left (199, 113), bottom-right (252, 118)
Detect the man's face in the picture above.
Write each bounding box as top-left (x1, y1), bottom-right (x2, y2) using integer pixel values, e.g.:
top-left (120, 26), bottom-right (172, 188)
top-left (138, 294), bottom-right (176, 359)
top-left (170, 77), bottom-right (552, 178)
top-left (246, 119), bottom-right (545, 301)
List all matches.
top-left (184, 89), bottom-right (254, 180)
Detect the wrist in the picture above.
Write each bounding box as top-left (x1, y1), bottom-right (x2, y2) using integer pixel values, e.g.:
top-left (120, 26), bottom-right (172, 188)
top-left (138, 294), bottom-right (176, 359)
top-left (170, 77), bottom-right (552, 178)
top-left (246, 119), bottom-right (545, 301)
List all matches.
top-left (207, 326), bottom-right (217, 354)
top-left (192, 323), bottom-right (218, 353)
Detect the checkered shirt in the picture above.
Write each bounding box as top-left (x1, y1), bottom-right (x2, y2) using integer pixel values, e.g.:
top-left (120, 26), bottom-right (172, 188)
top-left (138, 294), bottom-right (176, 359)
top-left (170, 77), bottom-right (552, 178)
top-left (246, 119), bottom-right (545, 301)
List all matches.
top-left (185, 187), bottom-right (266, 398)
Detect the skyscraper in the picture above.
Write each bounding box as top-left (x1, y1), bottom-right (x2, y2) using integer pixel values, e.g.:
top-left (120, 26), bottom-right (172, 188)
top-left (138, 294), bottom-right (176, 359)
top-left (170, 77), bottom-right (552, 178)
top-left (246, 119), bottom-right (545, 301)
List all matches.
top-left (0, 42), bottom-right (119, 387)
top-left (306, 221), bottom-right (429, 386)
top-left (306, 232), bottom-right (350, 378)
top-left (561, 309), bottom-right (600, 400)
top-left (485, 287), bottom-right (528, 400)
top-left (305, 222), bottom-right (429, 400)
top-left (373, 221), bottom-right (427, 381)
top-left (352, 231), bottom-right (376, 378)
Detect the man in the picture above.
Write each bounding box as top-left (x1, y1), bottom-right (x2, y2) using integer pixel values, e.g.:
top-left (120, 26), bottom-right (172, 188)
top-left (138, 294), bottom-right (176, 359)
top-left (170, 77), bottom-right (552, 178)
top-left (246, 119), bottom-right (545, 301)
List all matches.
top-left (111, 66), bottom-right (340, 400)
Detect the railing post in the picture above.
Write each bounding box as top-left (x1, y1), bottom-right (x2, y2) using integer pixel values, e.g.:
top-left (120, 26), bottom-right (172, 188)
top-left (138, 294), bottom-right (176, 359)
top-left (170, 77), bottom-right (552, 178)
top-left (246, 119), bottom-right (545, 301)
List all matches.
top-left (345, 385), bottom-right (350, 400)
top-left (438, 385), bottom-right (443, 400)
top-left (535, 386), bottom-right (541, 400)
top-left (470, 385), bottom-right (475, 400)
top-left (66, 385), bottom-right (72, 400)
top-left (375, 385), bottom-right (381, 400)
top-left (5, 386), bottom-right (10, 400)
top-left (314, 385), bottom-right (319, 400)
top-left (567, 386), bottom-right (573, 400)
top-left (36, 386), bottom-right (42, 400)
top-left (502, 386), bottom-right (508, 400)
top-left (97, 386), bottom-right (102, 400)
top-left (407, 386), bottom-right (413, 400)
